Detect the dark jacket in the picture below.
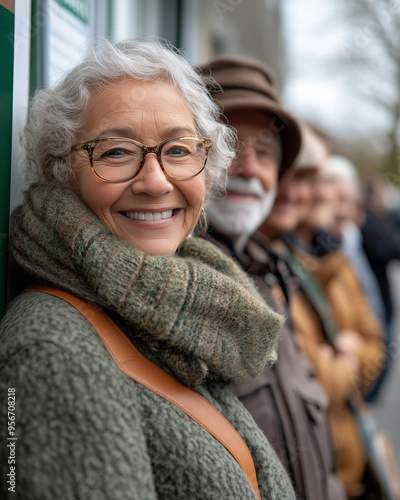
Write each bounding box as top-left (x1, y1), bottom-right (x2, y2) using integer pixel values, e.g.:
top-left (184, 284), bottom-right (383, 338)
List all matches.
top-left (207, 230), bottom-right (346, 500)
top-left (362, 210), bottom-right (400, 321)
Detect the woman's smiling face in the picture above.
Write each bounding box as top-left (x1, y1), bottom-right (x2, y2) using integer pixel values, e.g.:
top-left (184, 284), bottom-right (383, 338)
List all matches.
top-left (72, 78), bottom-right (205, 255)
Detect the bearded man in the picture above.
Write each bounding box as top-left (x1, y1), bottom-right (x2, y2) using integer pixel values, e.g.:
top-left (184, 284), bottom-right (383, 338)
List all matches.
top-left (198, 55), bottom-right (346, 500)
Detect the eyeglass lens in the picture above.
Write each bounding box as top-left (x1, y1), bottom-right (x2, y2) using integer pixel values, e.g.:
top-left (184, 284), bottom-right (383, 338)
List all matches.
top-left (92, 137), bottom-right (207, 181)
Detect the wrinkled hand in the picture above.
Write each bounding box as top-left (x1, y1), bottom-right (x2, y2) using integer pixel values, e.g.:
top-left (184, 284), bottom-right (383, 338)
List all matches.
top-left (318, 341), bottom-right (359, 375)
top-left (335, 330), bottom-right (363, 375)
top-left (335, 330), bottom-right (363, 356)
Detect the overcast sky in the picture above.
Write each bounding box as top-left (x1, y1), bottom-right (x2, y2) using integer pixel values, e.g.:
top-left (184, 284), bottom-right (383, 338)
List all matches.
top-left (281, 0), bottom-right (394, 153)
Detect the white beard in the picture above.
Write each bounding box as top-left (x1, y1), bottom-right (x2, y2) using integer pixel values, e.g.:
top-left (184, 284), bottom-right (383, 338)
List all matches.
top-left (206, 177), bottom-right (277, 244)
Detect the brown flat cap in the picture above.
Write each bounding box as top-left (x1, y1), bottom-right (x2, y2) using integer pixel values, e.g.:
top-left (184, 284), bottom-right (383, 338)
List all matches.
top-left (197, 54), bottom-right (301, 178)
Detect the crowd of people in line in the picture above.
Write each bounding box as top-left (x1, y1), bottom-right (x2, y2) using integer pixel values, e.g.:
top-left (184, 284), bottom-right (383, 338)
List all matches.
top-left (1, 38), bottom-right (400, 499)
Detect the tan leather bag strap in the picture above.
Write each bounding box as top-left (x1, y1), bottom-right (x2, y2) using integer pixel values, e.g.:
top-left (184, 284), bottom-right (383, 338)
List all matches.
top-left (25, 285), bottom-right (261, 499)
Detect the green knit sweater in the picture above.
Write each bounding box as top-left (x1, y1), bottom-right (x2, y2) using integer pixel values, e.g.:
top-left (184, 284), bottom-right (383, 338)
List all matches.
top-left (0, 184), bottom-right (293, 499)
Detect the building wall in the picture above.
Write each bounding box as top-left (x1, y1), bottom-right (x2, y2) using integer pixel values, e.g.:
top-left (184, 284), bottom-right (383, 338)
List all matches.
top-left (187, 0), bottom-right (286, 89)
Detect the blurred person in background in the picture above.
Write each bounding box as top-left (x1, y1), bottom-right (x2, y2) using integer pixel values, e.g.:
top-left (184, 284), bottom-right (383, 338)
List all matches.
top-left (198, 55), bottom-right (346, 500)
top-left (260, 122), bottom-right (386, 499)
top-left (361, 172), bottom-right (400, 401)
top-left (363, 173), bottom-right (400, 328)
top-left (326, 155), bottom-right (385, 332)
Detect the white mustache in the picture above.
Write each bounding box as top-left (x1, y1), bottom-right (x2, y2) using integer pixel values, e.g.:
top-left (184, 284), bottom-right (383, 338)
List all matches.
top-left (224, 177), bottom-right (266, 199)
top-left (206, 176), bottom-right (277, 243)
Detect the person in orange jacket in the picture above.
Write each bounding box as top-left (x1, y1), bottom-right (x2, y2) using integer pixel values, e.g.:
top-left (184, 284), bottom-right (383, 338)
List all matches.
top-left (261, 121), bottom-right (386, 498)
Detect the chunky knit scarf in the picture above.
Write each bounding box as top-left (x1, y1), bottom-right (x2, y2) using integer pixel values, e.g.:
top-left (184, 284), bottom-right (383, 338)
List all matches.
top-left (10, 183), bottom-right (284, 385)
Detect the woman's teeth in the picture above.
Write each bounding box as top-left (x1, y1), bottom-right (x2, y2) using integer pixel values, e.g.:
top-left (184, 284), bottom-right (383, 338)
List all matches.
top-left (124, 210), bottom-right (174, 221)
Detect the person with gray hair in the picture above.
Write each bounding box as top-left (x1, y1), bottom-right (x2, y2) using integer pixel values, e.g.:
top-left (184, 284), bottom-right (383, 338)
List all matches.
top-left (326, 155), bottom-right (386, 330)
top-left (0, 40), bottom-right (295, 499)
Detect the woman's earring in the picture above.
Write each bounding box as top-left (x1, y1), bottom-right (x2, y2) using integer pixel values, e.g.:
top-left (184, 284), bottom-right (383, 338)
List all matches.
top-left (195, 207), bottom-right (208, 236)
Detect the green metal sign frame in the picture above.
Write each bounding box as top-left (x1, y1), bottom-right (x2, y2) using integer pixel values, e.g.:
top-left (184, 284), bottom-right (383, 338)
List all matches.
top-left (54, 0), bottom-right (89, 24)
top-left (0, 3), bottom-right (14, 319)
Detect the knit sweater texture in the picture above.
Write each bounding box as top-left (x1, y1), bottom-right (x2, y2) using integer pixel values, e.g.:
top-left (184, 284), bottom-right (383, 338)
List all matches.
top-left (0, 183), bottom-right (293, 499)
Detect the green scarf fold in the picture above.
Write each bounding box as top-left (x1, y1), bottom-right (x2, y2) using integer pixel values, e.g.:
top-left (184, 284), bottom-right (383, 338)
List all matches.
top-left (10, 183), bottom-right (284, 385)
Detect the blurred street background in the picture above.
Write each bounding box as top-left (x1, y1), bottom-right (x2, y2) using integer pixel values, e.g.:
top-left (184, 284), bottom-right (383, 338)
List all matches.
top-left (213, 3), bottom-right (400, 467)
top-left (282, 0), bottom-right (400, 470)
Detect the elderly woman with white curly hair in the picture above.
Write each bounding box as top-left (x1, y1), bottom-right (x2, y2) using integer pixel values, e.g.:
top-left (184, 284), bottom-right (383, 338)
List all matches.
top-left (0, 40), bottom-right (293, 500)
